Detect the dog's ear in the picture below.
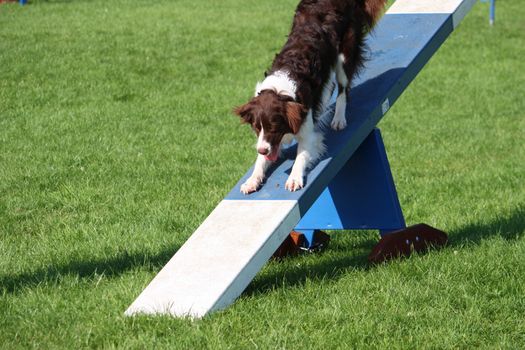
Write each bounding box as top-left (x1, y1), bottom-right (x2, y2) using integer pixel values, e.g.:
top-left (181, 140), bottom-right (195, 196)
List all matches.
top-left (233, 102), bottom-right (253, 124)
top-left (286, 102), bottom-right (307, 134)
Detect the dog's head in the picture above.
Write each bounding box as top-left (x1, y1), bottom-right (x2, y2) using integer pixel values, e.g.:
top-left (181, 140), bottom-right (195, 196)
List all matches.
top-left (234, 90), bottom-right (307, 161)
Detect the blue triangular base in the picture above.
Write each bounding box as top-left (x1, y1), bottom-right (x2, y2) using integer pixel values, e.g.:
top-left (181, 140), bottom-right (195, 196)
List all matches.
top-left (295, 128), bottom-right (406, 247)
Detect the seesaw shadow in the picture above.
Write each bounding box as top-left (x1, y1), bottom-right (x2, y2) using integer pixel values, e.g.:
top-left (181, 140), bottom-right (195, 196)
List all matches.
top-left (448, 205), bottom-right (525, 245)
top-left (0, 245), bottom-right (180, 295)
top-left (245, 205), bottom-right (525, 297)
top-left (245, 234), bottom-right (375, 297)
top-left (4, 206), bottom-right (523, 297)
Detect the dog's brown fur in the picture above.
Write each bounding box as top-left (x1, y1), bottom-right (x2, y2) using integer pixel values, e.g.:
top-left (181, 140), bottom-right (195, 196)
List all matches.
top-left (235, 0), bottom-right (386, 146)
top-left (234, 0), bottom-right (386, 193)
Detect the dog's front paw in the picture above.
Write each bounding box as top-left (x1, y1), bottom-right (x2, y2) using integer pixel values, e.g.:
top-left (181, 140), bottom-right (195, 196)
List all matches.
top-left (331, 116), bottom-right (347, 131)
top-left (285, 173), bottom-right (304, 192)
top-left (240, 177), bottom-right (262, 194)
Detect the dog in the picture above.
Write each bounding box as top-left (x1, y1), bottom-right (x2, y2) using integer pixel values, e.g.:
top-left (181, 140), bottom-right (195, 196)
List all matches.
top-left (234, 0), bottom-right (386, 194)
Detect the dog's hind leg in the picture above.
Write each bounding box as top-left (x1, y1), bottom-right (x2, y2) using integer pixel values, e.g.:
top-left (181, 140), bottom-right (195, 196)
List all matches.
top-left (331, 54), bottom-right (349, 130)
top-left (332, 25), bottom-right (366, 131)
top-left (316, 72), bottom-right (336, 119)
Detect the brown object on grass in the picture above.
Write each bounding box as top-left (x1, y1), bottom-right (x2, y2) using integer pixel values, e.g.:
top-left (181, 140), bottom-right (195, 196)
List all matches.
top-left (272, 231), bottom-right (305, 259)
top-left (368, 223), bottom-right (448, 264)
top-left (272, 230), bottom-right (330, 259)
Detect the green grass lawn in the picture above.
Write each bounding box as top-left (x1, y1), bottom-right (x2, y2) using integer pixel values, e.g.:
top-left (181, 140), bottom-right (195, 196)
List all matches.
top-left (1, 0), bottom-right (524, 348)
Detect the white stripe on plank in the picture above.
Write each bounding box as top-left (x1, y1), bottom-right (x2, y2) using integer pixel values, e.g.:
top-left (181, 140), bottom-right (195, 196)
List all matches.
top-left (388, 0), bottom-right (466, 14)
top-left (387, 0), bottom-right (477, 29)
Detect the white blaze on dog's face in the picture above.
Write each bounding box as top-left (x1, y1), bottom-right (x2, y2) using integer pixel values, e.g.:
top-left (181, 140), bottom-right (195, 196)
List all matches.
top-left (234, 90), bottom-right (307, 162)
top-left (255, 126), bottom-right (277, 161)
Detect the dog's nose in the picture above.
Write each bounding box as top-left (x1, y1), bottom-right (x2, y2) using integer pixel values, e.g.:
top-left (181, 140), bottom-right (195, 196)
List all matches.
top-left (257, 147), bottom-right (269, 155)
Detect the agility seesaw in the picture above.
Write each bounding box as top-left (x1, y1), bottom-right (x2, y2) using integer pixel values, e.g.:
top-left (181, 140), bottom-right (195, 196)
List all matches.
top-left (125, 0), bottom-right (478, 318)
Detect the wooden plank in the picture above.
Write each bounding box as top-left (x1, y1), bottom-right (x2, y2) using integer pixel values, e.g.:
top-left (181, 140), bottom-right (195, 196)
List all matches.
top-left (125, 200), bottom-right (300, 318)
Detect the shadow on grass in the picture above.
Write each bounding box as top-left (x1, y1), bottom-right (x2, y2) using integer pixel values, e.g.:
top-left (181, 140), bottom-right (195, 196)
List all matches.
top-left (246, 205), bottom-right (525, 296)
top-left (245, 232), bottom-right (378, 297)
top-left (448, 205), bottom-right (525, 245)
top-left (244, 250), bottom-right (371, 297)
top-left (2, 206), bottom-right (523, 296)
top-left (0, 246), bottom-right (179, 294)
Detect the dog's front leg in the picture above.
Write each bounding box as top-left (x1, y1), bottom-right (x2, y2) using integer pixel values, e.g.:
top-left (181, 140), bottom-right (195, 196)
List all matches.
top-left (240, 154), bottom-right (271, 194)
top-left (285, 111), bottom-right (324, 192)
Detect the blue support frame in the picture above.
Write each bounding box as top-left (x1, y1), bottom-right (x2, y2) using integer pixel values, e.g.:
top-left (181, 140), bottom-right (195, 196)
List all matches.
top-left (225, 2), bottom-right (476, 255)
top-left (295, 129), bottom-right (406, 248)
top-left (490, 0), bottom-right (495, 25)
top-left (480, 0), bottom-right (496, 25)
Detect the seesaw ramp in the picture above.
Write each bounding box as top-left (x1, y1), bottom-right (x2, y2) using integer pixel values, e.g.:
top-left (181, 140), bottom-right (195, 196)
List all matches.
top-left (126, 0), bottom-right (477, 318)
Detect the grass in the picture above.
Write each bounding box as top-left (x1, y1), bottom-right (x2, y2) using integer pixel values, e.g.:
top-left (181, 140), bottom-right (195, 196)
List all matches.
top-left (1, 0), bottom-right (524, 348)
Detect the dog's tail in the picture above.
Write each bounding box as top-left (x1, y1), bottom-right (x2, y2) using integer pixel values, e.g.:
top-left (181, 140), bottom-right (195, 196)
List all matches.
top-left (362, 0), bottom-right (387, 28)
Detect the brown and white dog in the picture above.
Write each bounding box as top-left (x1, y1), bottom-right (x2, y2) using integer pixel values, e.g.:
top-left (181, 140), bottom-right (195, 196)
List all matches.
top-left (234, 0), bottom-right (386, 194)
